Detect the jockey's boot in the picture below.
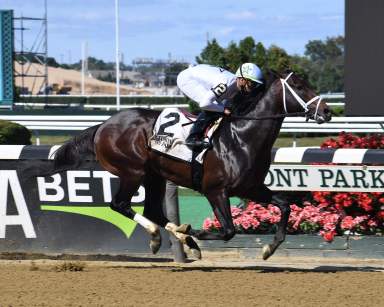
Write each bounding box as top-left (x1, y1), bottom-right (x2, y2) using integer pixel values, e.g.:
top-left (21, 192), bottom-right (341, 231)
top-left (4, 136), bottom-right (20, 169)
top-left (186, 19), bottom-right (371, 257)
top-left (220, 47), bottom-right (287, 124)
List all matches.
top-left (185, 111), bottom-right (217, 149)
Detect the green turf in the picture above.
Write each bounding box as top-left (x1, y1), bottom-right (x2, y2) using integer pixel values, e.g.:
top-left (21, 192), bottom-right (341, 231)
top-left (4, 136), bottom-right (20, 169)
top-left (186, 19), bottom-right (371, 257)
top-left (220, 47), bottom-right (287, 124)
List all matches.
top-left (179, 195), bottom-right (242, 229)
top-left (273, 136), bottom-right (330, 147)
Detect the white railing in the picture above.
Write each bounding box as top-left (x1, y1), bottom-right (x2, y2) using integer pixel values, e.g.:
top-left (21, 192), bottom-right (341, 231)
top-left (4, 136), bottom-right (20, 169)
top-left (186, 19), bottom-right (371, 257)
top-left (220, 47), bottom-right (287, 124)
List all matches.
top-left (2, 114), bottom-right (382, 132)
top-left (1, 114), bottom-right (383, 146)
top-left (319, 93), bottom-right (345, 106)
top-left (281, 117), bottom-right (384, 133)
top-left (16, 93), bottom-right (346, 110)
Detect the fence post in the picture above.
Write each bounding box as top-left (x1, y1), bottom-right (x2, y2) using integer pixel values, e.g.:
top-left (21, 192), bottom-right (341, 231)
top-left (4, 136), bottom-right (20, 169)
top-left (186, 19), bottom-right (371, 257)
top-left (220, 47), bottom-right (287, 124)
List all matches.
top-left (162, 180), bottom-right (186, 263)
top-left (292, 133), bottom-right (297, 147)
top-left (34, 131), bottom-right (40, 145)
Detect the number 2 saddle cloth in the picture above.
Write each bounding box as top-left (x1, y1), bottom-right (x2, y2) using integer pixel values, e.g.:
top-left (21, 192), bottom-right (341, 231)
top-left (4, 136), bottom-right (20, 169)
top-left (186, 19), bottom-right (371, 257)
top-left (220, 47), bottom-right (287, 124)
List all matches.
top-left (149, 108), bottom-right (222, 164)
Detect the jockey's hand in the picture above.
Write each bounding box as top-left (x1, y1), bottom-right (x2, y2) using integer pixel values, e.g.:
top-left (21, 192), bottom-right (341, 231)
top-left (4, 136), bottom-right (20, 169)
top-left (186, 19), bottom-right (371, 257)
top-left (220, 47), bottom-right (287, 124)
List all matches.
top-left (224, 108), bottom-right (231, 116)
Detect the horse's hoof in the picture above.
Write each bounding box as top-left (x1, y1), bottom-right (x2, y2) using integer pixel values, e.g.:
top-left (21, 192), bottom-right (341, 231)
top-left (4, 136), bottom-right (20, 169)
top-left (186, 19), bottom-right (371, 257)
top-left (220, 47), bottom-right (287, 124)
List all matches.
top-left (261, 244), bottom-right (272, 260)
top-left (191, 248), bottom-right (202, 260)
top-left (175, 224), bottom-right (191, 234)
top-left (185, 236), bottom-right (202, 259)
top-left (150, 232), bottom-right (162, 254)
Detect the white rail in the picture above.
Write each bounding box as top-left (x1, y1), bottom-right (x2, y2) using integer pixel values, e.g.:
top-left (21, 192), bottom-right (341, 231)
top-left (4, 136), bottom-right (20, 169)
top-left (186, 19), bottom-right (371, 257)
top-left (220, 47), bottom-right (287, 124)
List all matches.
top-left (1, 114), bottom-right (382, 145)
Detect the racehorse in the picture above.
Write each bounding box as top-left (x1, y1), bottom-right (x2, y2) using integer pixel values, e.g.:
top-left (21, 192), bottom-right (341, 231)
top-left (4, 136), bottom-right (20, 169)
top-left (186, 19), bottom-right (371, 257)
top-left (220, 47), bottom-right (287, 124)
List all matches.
top-left (47, 71), bottom-right (331, 260)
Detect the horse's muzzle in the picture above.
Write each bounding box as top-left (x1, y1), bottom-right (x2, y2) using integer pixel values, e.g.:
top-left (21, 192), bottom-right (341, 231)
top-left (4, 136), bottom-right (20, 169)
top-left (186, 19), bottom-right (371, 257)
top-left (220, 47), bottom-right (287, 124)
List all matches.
top-left (313, 107), bottom-right (332, 124)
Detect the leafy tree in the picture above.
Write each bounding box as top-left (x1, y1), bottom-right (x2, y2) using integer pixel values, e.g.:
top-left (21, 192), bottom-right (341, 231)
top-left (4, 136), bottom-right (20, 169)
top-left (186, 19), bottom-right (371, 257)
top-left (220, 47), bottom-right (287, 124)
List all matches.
top-left (266, 45), bottom-right (291, 72)
top-left (195, 35), bottom-right (345, 93)
top-left (224, 41), bottom-right (241, 72)
top-left (254, 42), bottom-right (267, 70)
top-left (238, 36), bottom-right (256, 63)
top-left (195, 38), bottom-right (226, 67)
top-left (303, 36), bottom-right (344, 92)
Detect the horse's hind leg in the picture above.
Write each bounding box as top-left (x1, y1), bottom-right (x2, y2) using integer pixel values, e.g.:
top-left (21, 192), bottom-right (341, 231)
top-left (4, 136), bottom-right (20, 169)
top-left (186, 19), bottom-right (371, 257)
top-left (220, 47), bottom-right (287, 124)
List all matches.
top-left (262, 193), bottom-right (291, 260)
top-left (110, 175), bottom-right (162, 254)
top-left (144, 173), bottom-right (201, 258)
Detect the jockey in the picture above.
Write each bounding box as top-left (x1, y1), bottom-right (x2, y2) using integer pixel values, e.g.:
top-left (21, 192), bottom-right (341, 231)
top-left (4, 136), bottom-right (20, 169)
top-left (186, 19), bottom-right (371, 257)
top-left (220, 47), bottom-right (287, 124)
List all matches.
top-left (177, 63), bottom-right (264, 148)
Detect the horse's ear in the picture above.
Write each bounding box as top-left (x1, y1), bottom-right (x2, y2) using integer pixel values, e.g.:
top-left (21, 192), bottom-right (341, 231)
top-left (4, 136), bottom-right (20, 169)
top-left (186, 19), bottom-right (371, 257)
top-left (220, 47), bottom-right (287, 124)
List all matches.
top-left (283, 68), bottom-right (292, 75)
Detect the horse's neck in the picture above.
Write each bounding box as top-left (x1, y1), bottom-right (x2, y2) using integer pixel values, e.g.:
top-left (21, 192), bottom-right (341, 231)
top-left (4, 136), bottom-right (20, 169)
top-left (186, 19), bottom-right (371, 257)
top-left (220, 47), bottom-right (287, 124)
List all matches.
top-left (229, 90), bottom-right (284, 154)
top-left (242, 89), bottom-right (284, 126)
top-left (249, 86), bottom-right (283, 117)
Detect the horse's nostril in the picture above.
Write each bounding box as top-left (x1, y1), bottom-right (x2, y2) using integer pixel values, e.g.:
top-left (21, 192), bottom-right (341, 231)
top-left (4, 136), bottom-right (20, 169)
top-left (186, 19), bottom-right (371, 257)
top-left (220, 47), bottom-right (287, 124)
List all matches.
top-left (324, 108), bottom-right (330, 114)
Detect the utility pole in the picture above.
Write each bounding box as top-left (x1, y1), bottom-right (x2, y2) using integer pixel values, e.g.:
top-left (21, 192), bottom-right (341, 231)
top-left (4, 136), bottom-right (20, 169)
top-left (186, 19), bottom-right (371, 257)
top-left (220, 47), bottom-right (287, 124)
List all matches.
top-left (115, 0), bottom-right (120, 111)
top-left (81, 41), bottom-right (87, 95)
top-left (44, 0), bottom-right (48, 98)
top-left (20, 13), bottom-right (24, 91)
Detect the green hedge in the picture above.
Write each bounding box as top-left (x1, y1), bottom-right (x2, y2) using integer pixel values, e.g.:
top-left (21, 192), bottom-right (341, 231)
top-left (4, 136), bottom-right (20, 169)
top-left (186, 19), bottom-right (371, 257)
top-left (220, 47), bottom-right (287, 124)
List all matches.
top-left (0, 120), bottom-right (31, 145)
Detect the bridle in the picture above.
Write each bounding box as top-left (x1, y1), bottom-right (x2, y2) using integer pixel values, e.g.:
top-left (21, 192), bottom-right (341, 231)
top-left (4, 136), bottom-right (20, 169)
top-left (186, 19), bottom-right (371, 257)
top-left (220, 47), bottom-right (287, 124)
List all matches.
top-left (281, 72), bottom-right (322, 120)
top-left (229, 72), bottom-right (322, 121)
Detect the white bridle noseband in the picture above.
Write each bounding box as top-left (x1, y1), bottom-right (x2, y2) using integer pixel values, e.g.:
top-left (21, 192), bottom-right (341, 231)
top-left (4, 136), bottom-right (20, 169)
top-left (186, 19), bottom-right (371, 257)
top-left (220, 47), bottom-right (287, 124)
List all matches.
top-left (280, 72), bottom-right (322, 118)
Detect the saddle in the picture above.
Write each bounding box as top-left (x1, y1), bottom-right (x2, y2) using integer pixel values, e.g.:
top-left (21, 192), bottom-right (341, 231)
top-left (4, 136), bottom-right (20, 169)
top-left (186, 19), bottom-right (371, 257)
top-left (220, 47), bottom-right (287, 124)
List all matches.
top-left (149, 108), bottom-right (222, 191)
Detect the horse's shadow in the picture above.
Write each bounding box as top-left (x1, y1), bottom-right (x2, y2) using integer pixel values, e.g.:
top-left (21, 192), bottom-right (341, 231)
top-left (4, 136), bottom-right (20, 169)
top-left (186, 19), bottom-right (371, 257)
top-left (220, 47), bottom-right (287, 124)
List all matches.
top-left (169, 265), bottom-right (384, 273)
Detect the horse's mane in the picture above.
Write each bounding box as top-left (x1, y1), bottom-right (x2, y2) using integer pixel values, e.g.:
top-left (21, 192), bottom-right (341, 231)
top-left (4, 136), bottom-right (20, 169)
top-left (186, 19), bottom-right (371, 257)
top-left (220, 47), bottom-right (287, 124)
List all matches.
top-left (231, 70), bottom-right (280, 116)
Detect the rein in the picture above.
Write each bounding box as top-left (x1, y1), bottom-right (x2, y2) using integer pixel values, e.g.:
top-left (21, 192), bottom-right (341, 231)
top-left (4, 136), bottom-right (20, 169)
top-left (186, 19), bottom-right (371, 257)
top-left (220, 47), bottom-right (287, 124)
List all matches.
top-left (182, 111), bottom-right (307, 126)
top-left (229, 111), bottom-right (307, 121)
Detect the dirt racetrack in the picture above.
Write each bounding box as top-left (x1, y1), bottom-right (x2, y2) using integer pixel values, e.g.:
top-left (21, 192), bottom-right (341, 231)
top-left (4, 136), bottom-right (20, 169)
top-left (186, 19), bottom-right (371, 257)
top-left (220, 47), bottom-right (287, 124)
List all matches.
top-left (0, 254), bottom-right (383, 307)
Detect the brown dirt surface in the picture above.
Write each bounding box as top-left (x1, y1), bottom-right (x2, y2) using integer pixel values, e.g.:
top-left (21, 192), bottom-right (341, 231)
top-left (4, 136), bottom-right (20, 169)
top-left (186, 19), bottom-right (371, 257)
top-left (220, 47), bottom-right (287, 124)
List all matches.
top-left (0, 254), bottom-right (383, 306)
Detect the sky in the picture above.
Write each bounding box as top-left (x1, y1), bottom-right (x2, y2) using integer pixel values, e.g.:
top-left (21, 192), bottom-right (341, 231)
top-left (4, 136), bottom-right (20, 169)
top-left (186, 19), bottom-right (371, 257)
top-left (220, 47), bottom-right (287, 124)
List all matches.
top-left (4, 0), bottom-right (344, 65)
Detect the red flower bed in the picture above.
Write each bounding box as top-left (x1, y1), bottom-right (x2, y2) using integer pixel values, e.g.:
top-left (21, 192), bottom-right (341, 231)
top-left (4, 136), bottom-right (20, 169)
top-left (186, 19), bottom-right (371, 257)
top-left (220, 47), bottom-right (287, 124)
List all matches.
top-left (321, 131), bottom-right (384, 149)
top-left (203, 132), bottom-right (384, 242)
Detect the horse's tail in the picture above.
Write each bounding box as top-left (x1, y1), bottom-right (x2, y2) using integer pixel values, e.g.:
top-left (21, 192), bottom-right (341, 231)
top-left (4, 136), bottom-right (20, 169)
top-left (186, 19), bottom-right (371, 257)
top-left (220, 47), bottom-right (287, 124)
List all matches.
top-left (26, 124), bottom-right (101, 179)
top-left (52, 124), bottom-right (101, 174)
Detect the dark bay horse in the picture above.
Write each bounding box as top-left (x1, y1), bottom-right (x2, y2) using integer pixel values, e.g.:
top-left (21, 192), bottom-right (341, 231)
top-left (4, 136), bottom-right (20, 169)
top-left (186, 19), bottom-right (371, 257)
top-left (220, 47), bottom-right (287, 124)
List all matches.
top-left (49, 71), bottom-right (331, 260)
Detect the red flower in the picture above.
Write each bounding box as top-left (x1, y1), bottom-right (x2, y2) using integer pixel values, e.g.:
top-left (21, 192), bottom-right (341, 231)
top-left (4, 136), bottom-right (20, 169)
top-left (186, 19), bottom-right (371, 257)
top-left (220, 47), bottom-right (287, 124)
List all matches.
top-left (320, 230), bottom-right (336, 242)
top-left (377, 211), bottom-right (384, 220)
top-left (340, 216), bottom-right (355, 230)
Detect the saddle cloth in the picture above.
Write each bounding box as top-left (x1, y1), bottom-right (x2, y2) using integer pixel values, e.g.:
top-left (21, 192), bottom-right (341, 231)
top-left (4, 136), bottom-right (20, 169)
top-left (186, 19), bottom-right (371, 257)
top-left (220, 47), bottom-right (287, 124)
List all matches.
top-left (149, 108), bottom-right (221, 163)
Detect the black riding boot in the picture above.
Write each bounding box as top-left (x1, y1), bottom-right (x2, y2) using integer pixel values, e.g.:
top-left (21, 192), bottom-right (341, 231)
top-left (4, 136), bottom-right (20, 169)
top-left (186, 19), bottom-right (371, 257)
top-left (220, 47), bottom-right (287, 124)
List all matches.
top-left (185, 111), bottom-right (219, 149)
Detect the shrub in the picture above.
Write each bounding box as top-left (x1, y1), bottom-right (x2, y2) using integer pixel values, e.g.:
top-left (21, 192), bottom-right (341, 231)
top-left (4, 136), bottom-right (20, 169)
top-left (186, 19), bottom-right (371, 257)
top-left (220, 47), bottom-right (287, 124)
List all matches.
top-left (0, 120), bottom-right (32, 145)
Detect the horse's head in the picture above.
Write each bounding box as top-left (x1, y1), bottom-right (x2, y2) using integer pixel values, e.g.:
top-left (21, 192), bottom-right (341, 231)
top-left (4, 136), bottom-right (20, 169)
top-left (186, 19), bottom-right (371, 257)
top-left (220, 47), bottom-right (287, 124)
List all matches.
top-left (279, 72), bottom-right (331, 124)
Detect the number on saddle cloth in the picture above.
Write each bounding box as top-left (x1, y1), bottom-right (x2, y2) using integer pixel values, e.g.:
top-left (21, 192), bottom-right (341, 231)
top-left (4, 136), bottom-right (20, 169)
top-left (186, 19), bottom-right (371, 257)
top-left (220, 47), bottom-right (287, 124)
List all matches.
top-left (149, 108), bottom-right (222, 163)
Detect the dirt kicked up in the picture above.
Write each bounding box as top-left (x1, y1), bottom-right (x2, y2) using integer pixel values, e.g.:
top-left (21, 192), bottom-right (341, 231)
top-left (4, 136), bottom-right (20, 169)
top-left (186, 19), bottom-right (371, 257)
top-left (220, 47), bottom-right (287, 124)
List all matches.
top-left (0, 255), bottom-right (383, 307)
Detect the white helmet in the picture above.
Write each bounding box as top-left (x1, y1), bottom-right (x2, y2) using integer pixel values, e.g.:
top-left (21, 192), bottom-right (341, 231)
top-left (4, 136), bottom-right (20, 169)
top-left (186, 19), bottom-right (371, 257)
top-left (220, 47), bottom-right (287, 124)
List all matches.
top-left (235, 63), bottom-right (263, 84)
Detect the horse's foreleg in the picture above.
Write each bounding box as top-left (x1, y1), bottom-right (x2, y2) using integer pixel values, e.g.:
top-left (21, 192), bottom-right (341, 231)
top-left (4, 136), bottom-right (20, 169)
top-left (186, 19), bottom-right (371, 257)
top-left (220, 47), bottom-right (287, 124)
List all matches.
top-left (262, 193), bottom-right (291, 260)
top-left (188, 190), bottom-right (235, 241)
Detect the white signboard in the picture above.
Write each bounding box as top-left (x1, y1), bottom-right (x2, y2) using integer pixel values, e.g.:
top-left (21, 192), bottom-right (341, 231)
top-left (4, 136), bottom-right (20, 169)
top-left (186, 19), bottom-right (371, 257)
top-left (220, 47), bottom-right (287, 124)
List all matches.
top-left (266, 165), bottom-right (384, 192)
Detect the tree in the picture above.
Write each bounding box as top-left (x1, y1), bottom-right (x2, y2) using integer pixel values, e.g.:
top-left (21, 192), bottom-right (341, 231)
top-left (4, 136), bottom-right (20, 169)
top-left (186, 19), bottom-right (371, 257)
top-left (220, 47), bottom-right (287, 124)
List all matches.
top-left (238, 36), bottom-right (256, 63)
top-left (195, 38), bottom-right (226, 67)
top-left (195, 35), bottom-right (345, 93)
top-left (254, 42), bottom-right (267, 71)
top-left (304, 36), bottom-right (344, 92)
top-left (224, 41), bottom-right (241, 72)
top-left (266, 45), bottom-right (291, 73)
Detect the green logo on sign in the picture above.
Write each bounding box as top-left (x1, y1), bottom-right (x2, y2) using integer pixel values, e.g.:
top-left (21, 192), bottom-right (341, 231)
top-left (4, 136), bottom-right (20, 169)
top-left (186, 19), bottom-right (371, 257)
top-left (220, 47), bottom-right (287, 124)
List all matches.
top-left (41, 205), bottom-right (144, 238)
